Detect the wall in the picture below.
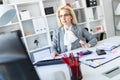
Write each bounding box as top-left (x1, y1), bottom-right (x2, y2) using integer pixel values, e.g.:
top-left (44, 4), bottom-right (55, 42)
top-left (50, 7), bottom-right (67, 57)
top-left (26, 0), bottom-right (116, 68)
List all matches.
top-left (1, 0), bottom-right (116, 37)
top-left (102, 0), bottom-right (115, 37)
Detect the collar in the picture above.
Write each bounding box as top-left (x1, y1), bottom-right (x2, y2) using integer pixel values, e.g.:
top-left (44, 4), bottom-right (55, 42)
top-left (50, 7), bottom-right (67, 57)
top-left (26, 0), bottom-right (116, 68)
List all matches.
top-left (63, 25), bottom-right (72, 31)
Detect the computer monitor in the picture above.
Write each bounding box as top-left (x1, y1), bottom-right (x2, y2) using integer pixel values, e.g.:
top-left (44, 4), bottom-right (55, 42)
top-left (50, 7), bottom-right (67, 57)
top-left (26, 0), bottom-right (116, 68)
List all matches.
top-left (0, 30), bottom-right (40, 80)
top-left (0, 30), bottom-right (27, 62)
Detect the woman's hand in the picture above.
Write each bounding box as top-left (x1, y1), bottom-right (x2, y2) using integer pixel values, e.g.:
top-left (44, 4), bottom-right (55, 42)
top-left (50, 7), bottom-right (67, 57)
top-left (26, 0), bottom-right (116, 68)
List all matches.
top-left (79, 40), bottom-right (90, 48)
top-left (51, 51), bottom-right (59, 58)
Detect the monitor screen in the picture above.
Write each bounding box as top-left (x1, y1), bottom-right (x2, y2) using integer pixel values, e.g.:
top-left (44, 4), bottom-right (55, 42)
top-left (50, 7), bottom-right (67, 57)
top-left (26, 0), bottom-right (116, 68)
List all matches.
top-left (0, 30), bottom-right (40, 80)
top-left (0, 30), bottom-right (27, 62)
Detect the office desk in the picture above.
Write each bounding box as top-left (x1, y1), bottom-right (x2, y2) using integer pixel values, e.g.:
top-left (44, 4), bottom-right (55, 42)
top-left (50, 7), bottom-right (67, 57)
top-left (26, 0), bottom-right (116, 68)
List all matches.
top-left (81, 57), bottom-right (120, 80)
top-left (81, 36), bottom-right (120, 80)
top-left (35, 36), bottom-right (120, 80)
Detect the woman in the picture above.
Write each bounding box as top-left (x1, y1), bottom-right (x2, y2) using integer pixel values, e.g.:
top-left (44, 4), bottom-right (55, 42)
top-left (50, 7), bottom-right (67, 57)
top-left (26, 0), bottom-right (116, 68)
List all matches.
top-left (51, 5), bottom-right (97, 58)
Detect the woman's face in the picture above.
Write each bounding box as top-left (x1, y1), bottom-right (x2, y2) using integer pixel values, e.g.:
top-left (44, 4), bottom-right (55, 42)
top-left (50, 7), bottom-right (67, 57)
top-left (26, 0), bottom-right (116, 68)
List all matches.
top-left (59, 9), bottom-right (72, 26)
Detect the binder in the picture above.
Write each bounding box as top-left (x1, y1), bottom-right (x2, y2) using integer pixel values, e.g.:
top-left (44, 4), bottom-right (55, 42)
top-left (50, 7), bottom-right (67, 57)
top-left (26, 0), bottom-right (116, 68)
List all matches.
top-left (86, 8), bottom-right (94, 21)
top-left (96, 6), bottom-right (104, 19)
top-left (32, 17), bottom-right (47, 34)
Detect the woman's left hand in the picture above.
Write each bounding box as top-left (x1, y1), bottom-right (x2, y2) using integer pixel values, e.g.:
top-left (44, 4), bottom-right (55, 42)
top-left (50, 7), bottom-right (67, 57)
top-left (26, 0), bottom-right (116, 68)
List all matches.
top-left (79, 40), bottom-right (89, 48)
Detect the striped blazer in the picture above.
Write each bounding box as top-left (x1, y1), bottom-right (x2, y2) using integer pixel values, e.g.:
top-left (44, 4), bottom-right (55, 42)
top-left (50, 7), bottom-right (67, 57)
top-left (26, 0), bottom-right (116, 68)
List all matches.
top-left (51, 24), bottom-right (97, 53)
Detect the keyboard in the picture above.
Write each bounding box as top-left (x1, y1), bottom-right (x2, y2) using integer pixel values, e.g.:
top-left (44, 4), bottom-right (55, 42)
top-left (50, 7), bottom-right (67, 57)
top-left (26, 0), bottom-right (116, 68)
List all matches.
top-left (34, 59), bottom-right (63, 66)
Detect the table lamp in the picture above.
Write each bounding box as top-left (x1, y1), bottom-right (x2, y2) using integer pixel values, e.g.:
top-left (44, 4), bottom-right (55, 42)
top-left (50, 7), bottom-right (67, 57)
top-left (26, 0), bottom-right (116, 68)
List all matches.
top-left (0, 5), bottom-right (16, 26)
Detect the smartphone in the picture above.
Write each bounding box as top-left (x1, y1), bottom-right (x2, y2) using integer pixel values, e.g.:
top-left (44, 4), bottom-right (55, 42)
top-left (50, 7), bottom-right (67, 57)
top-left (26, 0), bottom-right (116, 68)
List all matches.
top-left (96, 49), bottom-right (106, 55)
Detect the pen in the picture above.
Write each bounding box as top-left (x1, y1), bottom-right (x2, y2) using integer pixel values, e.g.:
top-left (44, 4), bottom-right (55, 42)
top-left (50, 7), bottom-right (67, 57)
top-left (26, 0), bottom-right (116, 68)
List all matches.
top-left (86, 57), bottom-right (105, 61)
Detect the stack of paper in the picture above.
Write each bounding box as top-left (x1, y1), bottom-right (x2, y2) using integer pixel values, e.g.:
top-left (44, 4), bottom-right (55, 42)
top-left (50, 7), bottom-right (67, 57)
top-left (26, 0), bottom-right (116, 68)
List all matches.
top-left (97, 42), bottom-right (120, 51)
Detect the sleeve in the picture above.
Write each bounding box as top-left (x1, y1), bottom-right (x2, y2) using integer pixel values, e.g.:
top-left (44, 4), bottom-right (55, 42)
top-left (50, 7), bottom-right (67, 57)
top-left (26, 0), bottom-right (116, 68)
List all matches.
top-left (50, 28), bottom-right (58, 53)
top-left (82, 28), bottom-right (97, 47)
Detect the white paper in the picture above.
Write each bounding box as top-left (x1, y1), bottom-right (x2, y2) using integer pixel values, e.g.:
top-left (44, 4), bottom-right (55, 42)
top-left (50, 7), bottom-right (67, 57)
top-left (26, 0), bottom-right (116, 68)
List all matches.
top-left (79, 49), bottom-right (120, 68)
top-left (96, 41), bottom-right (120, 51)
top-left (33, 49), bottom-right (52, 63)
top-left (20, 10), bottom-right (31, 20)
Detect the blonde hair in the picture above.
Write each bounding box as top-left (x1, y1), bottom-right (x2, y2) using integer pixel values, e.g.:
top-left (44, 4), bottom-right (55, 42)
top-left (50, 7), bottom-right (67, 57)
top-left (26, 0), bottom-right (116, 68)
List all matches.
top-left (56, 5), bottom-right (78, 27)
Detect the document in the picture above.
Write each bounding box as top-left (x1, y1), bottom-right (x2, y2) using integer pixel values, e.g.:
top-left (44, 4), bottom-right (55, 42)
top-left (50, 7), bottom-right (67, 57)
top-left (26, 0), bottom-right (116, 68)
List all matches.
top-left (33, 49), bottom-right (52, 63)
top-left (33, 48), bottom-right (65, 63)
top-left (79, 49), bottom-right (120, 68)
top-left (33, 45), bottom-right (120, 68)
top-left (96, 41), bottom-right (120, 51)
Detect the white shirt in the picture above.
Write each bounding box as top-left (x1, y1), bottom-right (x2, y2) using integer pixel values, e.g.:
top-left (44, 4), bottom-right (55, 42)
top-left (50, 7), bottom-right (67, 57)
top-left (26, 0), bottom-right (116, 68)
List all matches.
top-left (64, 26), bottom-right (78, 51)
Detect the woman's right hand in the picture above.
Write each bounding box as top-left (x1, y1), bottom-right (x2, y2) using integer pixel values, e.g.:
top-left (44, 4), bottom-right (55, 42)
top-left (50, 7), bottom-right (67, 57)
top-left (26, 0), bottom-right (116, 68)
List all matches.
top-left (51, 51), bottom-right (59, 58)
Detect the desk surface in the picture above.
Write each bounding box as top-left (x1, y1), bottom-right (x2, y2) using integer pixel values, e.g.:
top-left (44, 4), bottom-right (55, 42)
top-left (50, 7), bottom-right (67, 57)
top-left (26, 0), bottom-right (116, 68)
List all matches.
top-left (81, 36), bottom-right (120, 80)
top-left (81, 55), bottom-right (120, 80)
top-left (35, 36), bottom-right (120, 80)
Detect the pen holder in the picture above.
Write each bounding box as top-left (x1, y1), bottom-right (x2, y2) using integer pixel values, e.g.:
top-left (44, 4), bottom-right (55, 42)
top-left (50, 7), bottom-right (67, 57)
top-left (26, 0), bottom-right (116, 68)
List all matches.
top-left (70, 62), bottom-right (82, 80)
top-left (61, 53), bottom-right (83, 80)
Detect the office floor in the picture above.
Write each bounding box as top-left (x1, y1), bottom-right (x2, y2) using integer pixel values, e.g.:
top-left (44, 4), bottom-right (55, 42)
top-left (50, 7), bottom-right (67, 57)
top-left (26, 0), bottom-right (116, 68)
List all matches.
top-left (0, 58), bottom-right (40, 80)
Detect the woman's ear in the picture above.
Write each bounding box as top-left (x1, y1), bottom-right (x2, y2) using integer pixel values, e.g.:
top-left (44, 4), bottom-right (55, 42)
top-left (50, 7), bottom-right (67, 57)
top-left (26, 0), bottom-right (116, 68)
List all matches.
top-left (70, 16), bottom-right (73, 20)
